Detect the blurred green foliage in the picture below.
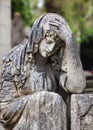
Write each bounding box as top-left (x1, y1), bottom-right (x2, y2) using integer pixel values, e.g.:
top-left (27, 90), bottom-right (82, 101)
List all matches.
top-left (12, 0), bottom-right (93, 44)
top-left (11, 0), bottom-right (44, 26)
top-left (12, 0), bottom-right (33, 25)
top-left (61, 0), bottom-right (93, 44)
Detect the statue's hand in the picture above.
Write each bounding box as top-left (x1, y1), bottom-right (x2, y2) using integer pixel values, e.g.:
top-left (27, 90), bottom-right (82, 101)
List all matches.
top-left (49, 20), bottom-right (72, 43)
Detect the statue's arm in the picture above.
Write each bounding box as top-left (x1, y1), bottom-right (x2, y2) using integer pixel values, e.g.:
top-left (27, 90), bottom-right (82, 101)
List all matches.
top-left (49, 19), bottom-right (86, 93)
top-left (59, 37), bottom-right (86, 93)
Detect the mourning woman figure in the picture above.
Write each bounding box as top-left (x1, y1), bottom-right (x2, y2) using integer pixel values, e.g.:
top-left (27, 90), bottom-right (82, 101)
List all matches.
top-left (0, 13), bottom-right (86, 130)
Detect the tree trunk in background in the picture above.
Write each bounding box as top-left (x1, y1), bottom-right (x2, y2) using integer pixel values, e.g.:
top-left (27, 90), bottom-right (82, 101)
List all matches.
top-left (0, 0), bottom-right (11, 73)
top-left (12, 14), bottom-right (25, 47)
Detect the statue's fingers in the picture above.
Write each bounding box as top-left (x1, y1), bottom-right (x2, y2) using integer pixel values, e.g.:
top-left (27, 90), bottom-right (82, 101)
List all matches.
top-left (49, 20), bottom-right (60, 24)
top-left (49, 22), bottom-right (61, 31)
top-left (49, 23), bottom-right (68, 33)
top-left (49, 21), bottom-right (62, 27)
top-left (49, 20), bottom-right (67, 27)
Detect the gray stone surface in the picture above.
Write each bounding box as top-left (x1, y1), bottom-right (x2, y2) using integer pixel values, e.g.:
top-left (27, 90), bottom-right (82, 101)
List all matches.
top-left (13, 91), bottom-right (67, 130)
top-left (71, 94), bottom-right (93, 130)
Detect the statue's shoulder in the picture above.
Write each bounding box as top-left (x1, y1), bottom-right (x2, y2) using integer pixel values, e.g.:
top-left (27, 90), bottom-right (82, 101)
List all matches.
top-left (3, 40), bottom-right (27, 64)
top-left (1, 40), bottom-right (28, 83)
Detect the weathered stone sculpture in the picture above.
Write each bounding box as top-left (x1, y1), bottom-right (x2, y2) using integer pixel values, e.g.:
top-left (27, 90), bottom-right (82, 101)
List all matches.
top-left (0, 13), bottom-right (86, 130)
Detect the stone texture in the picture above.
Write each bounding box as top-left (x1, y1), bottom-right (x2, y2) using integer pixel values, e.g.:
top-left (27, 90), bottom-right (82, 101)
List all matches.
top-left (13, 91), bottom-right (67, 130)
top-left (71, 94), bottom-right (93, 130)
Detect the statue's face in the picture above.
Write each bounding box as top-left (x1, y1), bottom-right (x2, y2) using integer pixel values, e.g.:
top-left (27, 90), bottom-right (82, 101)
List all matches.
top-left (39, 30), bottom-right (56, 57)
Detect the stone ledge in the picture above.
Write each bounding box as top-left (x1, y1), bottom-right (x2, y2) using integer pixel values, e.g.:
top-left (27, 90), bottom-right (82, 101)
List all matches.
top-left (71, 93), bottom-right (93, 130)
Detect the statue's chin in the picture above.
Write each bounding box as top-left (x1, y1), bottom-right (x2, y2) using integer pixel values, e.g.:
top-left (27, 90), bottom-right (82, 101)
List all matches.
top-left (40, 51), bottom-right (52, 58)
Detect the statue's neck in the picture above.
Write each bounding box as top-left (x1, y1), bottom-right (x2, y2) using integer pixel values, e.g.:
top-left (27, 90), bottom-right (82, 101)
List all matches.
top-left (34, 52), bottom-right (48, 72)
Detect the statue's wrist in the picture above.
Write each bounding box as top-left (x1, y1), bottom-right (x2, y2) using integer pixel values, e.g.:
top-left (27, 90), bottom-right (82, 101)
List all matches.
top-left (65, 36), bottom-right (73, 46)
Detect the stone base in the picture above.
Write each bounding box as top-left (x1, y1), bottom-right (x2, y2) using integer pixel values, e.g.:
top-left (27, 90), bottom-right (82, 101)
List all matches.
top-left (71, 94), bottom-right (93, 130)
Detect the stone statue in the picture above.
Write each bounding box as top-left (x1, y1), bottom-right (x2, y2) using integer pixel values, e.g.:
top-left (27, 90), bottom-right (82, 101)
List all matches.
top-left (0, 13), bottom-right (86, 130)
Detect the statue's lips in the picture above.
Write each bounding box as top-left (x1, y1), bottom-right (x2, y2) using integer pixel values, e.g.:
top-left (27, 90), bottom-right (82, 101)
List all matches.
top-left (42, 50), bottom-right (53, 57)
top-left (45, 50), bottom-right (50, 53)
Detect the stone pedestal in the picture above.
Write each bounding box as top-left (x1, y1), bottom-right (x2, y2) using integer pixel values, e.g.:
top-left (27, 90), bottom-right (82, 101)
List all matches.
top-left (71, 94), bottom-right (93, 130)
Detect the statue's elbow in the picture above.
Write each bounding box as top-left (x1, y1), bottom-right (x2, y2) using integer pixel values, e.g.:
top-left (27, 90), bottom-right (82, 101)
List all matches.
top-left (67, 86), bottom-right (84, 94)
top-left (65, 74), bottom-right (86, 93)
top-left (66, 82), bottom-right (86, 94)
